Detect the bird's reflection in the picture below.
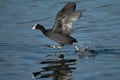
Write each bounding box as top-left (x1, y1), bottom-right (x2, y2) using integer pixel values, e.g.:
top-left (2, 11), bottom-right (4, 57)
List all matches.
top-left (32, 54), bottom-right (76, 80)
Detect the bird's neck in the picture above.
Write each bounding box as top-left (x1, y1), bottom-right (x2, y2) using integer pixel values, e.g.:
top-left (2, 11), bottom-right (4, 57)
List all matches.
top-left (39, 26), bottom-right (47, 35)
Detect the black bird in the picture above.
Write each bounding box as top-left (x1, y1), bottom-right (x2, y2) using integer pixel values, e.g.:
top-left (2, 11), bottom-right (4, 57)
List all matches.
top-left (32, 2), bottom-right (82, 51)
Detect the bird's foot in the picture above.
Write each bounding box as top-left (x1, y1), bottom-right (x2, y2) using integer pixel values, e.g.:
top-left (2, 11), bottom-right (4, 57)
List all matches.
top-left (73, 43), bottom-right (84, 52)
top-left (47, 45), bottom-right (64, 49)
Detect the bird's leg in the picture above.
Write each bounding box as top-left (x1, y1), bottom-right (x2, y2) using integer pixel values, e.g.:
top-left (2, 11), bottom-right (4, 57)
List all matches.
top-left (72, 43), bottom-right (84, 52)
top-left (48, 44), bottom-right (64, 49)
top-left (72, 43), bottom-right (80, 51)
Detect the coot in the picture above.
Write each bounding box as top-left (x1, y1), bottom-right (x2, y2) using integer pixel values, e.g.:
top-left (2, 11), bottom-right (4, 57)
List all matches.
top-left (32, 2), bottom-right (82, 51)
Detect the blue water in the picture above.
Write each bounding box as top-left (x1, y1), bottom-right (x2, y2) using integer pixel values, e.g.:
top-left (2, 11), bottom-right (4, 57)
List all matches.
top-left (0, 0), bottom-right (120, 80)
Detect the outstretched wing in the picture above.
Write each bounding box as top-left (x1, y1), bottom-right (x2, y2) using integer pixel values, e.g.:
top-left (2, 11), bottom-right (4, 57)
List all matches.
top-left (52, 2), bottom-right (82, 35)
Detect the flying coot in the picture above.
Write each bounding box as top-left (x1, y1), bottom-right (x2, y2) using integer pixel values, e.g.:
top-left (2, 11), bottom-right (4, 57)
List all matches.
top-left (32, 2), bottom-right (82, 51)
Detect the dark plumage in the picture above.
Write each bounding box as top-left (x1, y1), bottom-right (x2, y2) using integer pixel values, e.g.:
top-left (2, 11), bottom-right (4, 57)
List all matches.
top-left (32, 2), bottom-right (82, 50)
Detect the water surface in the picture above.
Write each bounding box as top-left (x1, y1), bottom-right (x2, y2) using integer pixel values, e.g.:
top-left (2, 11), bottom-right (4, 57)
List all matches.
top-left (0, 0), bottom-right (120, 80)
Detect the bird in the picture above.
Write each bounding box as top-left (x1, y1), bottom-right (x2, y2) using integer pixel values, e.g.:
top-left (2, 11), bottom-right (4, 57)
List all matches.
top-left (32, 2), bottom-right (82, 51)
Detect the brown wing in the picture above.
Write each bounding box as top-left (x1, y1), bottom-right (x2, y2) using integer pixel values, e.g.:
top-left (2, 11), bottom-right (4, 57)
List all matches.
top-left (52, 2), bottom-right (82, 35)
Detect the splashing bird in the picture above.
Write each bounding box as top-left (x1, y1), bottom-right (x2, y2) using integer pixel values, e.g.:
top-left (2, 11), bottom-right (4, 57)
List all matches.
top-left (32, 2), bottom-right (82, 51)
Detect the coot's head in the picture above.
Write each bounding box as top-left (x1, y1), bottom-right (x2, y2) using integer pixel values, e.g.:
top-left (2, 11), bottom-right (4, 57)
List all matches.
top-left (32, 24), bottom-right (44, 30)
top-left (32, 24), bottom-right (47, 35)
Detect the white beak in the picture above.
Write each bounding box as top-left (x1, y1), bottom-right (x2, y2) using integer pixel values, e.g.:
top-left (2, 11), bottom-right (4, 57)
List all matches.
top-left (32, 24), bottom-right (37, 30)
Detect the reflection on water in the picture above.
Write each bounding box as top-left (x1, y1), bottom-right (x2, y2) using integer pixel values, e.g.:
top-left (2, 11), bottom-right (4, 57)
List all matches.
top-left (32, 51), bottom-right (97, 80)
top-left (32, 54), bottom-right (76, 80)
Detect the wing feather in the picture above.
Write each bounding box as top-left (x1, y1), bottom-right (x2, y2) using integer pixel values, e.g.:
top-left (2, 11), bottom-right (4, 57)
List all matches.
top-left (52, 2), bottom-right (82, 35)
